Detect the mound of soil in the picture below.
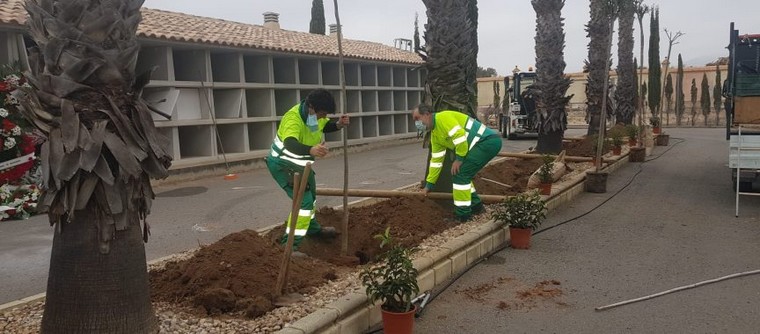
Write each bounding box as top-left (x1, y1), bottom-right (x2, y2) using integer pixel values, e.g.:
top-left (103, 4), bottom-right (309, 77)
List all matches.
top-left (563, 136), bottom-right (611, 157)
top-left (267, 197), bottom-right (452, 266)
top-left (151, 157), bottom-right (545, 319)
top-left (150, 230), bottom-right (337, 317)
top-left (473, 158), bottom-right (543, 195)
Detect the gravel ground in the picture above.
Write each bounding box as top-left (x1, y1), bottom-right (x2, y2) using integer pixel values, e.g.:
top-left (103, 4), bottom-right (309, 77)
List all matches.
top-left (0, 212), bottom-right (498, 334)
top-left (0, 160), bottom-right (595, 334)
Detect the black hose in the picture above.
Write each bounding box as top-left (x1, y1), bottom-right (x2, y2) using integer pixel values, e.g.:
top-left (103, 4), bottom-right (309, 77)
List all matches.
top-left (414, 137), bottom-right (686, 319)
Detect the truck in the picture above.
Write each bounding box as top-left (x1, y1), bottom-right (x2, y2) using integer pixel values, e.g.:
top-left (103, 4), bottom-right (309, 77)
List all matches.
top-left (500, 71), bottom-right (538, 139)
top-left (726, 22), bottom-right (760, 192)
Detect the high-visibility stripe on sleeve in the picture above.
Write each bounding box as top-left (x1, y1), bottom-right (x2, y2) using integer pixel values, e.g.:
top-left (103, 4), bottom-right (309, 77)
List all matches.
top-left (431, 151), bottom-right (446, 158)
top-left (448, 125), bottom-right (462, 137)
top-left (429, 162), bottom-right (443, 168)
top-left (452, 183), bottom-right (471, 191)
top-left (452, 136), bottom-right (467, 145)
top-left (280, 155), bottom-right (310, 166)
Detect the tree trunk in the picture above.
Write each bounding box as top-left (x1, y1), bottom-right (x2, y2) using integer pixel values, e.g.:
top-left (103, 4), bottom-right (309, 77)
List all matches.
top-left (536, 128), bottom-right (564, 153)
top-left (42, 209), bottom-right (157, 334)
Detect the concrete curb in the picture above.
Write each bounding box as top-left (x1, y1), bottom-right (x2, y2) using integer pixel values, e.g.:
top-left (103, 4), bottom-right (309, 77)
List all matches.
top-left (1, 149), bottom-right (631, 328)
top-left (278, 151), bottom-right (631, 334)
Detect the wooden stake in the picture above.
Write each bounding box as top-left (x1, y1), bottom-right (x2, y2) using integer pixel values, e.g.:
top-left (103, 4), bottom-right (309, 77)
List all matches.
top-left (316, 188), bottom-right (512, 204)
top-left (332, 0), bottom-right (350, 257)
top-left (497, 152), bottom-right (616, 163)
top-left (275, 163), bottom-right (312, 297)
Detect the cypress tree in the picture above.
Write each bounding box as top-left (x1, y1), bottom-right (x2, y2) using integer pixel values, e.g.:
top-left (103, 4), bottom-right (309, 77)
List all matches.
top-left (713, 64), bottom-right (723, 125)
top-left (309, 0), bottom-right (325, 35)
top-left (701, 73), bottom-right (711, 126)
top-left (675, 54), bottom-right (685, 126)
top-left (647, 7), bottom-right (661, 119)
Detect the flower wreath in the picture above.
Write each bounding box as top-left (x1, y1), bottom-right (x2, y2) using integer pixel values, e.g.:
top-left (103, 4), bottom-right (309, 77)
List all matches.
top-left (0, 69), bottom-right (36, 184)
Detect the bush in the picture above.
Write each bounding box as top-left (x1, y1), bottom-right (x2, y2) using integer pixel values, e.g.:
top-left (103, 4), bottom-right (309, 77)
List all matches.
top-left (491, 192), bottom-right (547, 230)
top-left (360, 227), bottom-right (419, 313)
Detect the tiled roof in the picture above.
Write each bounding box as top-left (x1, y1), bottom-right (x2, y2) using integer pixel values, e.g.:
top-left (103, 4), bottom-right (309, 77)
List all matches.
top-left (0, 0), bottom-right (423, 65)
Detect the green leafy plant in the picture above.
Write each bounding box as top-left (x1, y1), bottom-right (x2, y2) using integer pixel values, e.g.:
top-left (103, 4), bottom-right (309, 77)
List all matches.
top-left (538, 154), bottom-right (555, 184)
top-left (649, 116), bottom-right (661, 127)
top-left (491, 192), bottom-right (547, 230)
top-left (608, 128), bottom-right (624, 148)
top-left (624, 124), bottom-right (639, 139)
top-left (360, 227), bottom-right (419, 313)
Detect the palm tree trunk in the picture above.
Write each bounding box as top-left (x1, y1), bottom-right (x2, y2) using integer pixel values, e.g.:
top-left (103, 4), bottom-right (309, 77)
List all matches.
top-left (585, 0), bottom-right (612, 136)
top-left (42, 209), bottom-right (157, 333)
top-left (615, 0), bottom-right (635, 125)
top-left (532, 0), bottom-right (571, 153)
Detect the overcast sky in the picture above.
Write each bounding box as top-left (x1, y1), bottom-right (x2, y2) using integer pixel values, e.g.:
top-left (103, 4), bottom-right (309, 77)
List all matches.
top-left (143, 0), bottom-right (759, 75)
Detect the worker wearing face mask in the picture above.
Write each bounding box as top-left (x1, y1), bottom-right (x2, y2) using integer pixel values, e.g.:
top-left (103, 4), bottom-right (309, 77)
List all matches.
top-left (412, 104), bottom-right (502, 222)
top-left (267, 89), bottom-right (349, 249)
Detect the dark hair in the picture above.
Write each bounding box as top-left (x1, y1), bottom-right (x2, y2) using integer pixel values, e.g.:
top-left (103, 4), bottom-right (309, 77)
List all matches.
top-left (305, 89), bottom-right (336, 114)
top-left (416, 104), bottom-right (433, 114)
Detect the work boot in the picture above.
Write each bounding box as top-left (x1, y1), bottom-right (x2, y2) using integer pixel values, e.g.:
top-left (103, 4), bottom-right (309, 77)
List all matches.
top-left (316, 226), bottom-right (337, 238)
top-left (471, 203), bottom-right (485, 215)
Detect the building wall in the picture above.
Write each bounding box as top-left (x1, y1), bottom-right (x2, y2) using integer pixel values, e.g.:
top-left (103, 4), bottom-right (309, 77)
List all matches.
top-left (0, 31), bottom-right (425, 171)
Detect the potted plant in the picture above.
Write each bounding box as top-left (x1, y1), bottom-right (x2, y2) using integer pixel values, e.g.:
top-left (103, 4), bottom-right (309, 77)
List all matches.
top-left (491, 192), bottom-right (547, 249)
top-left (625, 124), bottom-right (639, 146)
top-left (361, 227), bottom-right (419, 334)
top-left (650, 116), bottom-right (661, 134)
top-left (537, 154), bottom-right (554, 196)
top-left (608, 129), bottom-right (624, 155)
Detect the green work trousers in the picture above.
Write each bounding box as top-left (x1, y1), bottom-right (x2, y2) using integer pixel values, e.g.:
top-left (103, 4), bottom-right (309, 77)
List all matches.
top-left (266, 157), bottom-right (322, 247)
top-left (452, 135), bottom-right (503, 220)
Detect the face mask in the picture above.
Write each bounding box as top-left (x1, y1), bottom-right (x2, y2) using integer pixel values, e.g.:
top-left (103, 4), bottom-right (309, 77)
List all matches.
top-left (307, 113), bottom-right (319, 132)
top-left (415, 120), bottom-right (427, 132)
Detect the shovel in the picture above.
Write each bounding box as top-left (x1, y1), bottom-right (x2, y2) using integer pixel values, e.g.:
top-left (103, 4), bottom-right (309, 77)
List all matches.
top-left (274, 163), bottom-right (312, 306)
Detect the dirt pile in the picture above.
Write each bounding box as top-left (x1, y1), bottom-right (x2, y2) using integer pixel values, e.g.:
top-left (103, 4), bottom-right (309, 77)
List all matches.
top-left (473, 158), bottom-right (543, 195)
top-left (150, 230), bottom-right (336, 317)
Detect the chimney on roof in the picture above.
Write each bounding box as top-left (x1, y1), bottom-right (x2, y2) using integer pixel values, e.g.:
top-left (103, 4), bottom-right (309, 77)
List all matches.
top-left (329, 24), bottom-right (342, 37)
top-left (263, 12), bottom-right (280, 30)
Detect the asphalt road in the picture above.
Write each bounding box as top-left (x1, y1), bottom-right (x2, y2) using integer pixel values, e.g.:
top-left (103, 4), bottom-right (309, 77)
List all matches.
top-left (415, 128), bottom-right (760, 333)
top-left (0, 130), bottom-right (571, 305)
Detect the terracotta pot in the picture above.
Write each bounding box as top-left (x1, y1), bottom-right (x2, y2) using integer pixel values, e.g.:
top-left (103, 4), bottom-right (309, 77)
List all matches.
top-left (381, 305), bottom-right (416, 334)
top-left (612, 146), bottom-right (622, 155)
top-left (539, 182), bottom-right (552, 196)
top-left (509, 227), bottom-right (532, 249)
top-left (653, 127), bottom-right (661, 134)
top-left (629, 147), bottom-right (646, 162)
top-left (585, 171), bottom-right (608, 193)
top-left (656, 134), bottom-right (670, 146)
top-left (628, 138), bottom-right (637, 146)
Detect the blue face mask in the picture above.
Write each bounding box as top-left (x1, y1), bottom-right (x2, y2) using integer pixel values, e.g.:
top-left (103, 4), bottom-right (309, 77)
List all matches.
top-left (307, 114), bottom-right (319, 132)
top-left (415, 120), bottom-right (427, 132)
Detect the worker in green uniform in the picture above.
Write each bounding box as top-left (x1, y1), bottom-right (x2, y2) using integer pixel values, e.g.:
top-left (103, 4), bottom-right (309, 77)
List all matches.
top-left (267, 89), bottom-right (349, 249)
top-left (412, 104), bottom-right (502, 222)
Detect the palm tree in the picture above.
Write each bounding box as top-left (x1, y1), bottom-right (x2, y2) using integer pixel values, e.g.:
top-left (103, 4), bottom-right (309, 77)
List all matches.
top-left (585, 0), bottom-right (616, 136)
top-left (421, 0), bottom-right (478, 196)
top-left (18, 0), bottom-right (172, 332)
top-left (615, 0), bottom-right (636, 125)
top-left (421, 0), bottom-right (478, 117)
top-left (532, 0), bottom-right (572, 153)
